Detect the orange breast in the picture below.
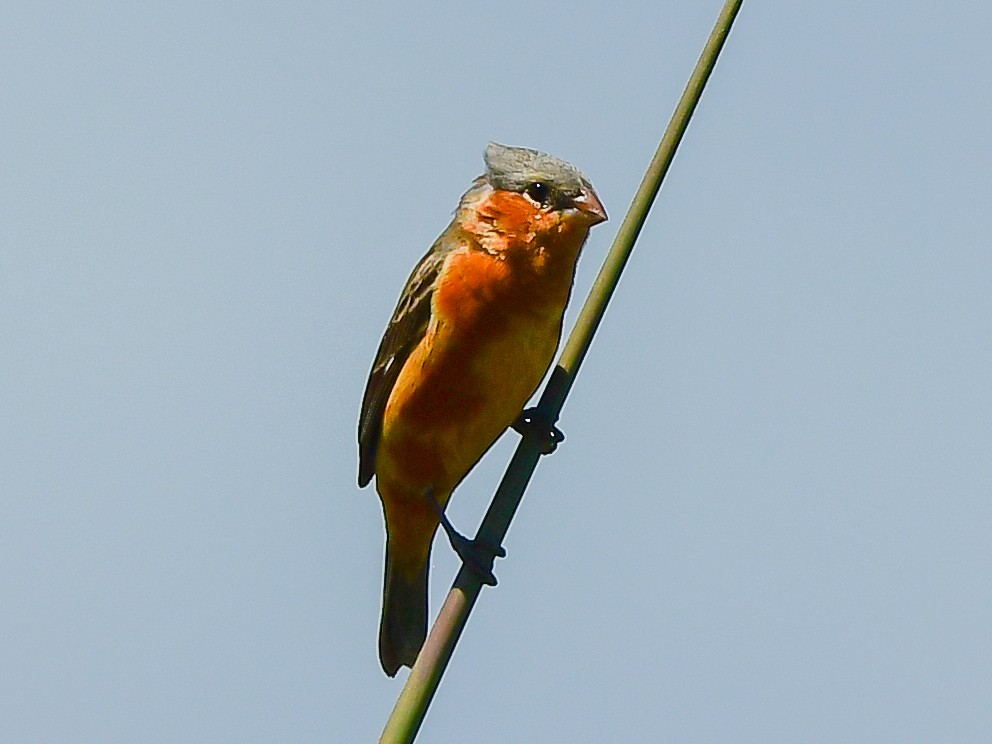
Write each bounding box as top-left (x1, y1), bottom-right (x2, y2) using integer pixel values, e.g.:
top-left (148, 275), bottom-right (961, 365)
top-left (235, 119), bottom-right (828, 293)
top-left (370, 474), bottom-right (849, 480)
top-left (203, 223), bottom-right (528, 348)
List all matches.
top-left (375, 242), bottom-right (579, 501)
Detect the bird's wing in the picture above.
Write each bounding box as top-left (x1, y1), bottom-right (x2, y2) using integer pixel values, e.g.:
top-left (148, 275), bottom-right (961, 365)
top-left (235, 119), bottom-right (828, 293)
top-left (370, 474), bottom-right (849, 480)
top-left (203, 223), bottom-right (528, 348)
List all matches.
top-left (357, 232), bottom-right (457, 487)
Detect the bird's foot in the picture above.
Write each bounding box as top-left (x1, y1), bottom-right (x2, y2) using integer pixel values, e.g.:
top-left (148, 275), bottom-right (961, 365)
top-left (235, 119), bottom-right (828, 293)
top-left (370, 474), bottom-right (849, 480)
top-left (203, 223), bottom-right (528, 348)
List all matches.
top-left (425, 490), bottom-right (505, 586)
top-left (512, 407), bottom-right (565, 454)
top-left (443, 528), bottom-right (505, 587)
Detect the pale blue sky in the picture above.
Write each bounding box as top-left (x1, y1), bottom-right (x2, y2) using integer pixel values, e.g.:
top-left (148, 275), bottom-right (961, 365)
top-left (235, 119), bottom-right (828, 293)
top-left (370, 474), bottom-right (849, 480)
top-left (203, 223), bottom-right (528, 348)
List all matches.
top-left (3, 2), bottom-right (991, 742)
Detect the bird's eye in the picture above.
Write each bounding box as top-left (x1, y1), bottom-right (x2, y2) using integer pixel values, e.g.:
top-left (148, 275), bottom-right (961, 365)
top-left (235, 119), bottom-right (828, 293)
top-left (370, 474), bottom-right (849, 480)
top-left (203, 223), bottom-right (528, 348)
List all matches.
top-left (524, 181), bottom-right (551, 206)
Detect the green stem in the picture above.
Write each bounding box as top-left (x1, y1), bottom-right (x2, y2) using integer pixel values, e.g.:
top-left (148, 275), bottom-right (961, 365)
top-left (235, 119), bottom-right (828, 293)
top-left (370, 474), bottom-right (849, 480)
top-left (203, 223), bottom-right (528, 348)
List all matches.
top-left (379, 2), bottom-right (744, 741)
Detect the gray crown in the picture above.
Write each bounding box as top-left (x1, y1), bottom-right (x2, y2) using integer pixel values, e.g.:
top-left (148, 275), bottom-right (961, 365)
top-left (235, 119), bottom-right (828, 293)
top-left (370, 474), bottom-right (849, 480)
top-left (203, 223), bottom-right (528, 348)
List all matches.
top-left (483, 142), bottom-right (591, 198)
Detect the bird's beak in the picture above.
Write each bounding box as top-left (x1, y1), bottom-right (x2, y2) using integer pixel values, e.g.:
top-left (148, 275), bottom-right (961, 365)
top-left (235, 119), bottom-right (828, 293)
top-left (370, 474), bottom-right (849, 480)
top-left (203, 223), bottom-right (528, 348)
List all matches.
top-left (572, 188), bottom-right (608, 225)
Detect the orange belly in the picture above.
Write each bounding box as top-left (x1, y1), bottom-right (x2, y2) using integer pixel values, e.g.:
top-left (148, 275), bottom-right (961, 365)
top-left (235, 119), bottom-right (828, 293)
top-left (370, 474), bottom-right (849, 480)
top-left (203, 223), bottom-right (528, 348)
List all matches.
top-left (375, 245), bottom-right (573, 505)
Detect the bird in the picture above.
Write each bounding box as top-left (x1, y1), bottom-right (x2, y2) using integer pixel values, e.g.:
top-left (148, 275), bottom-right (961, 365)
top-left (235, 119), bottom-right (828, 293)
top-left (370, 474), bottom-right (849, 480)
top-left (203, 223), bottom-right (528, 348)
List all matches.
top-left (358, 142), bottom-right (607, 676)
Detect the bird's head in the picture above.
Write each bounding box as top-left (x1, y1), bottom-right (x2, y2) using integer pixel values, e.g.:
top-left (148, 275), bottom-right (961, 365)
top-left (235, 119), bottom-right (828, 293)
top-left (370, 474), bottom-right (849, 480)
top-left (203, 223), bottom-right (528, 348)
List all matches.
top-left (457, 143), bottom-right (607, 257)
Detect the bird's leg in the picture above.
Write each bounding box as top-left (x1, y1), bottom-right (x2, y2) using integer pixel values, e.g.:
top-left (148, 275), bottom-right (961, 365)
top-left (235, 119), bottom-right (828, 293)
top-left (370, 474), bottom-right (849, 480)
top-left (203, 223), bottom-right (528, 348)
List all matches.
top-left (424, 489), bottom-right (505, 586)
top-left (512, 407), bottom-right (565, 454)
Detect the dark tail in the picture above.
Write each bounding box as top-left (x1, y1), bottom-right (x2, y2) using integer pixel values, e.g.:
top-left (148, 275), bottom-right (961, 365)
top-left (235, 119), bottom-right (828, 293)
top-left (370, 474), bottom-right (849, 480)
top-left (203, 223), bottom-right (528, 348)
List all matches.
top-left (379, 541), bottom-right (430, 676)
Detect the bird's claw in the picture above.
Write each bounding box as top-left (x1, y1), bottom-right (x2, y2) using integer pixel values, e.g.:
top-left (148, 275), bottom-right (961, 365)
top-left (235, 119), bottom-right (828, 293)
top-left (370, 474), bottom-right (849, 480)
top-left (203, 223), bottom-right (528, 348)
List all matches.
top-left (512, 407), bottom-right (565, 454)
top-left (425, 489), bottom-right (505, 586)
top-left (446, 531), bottom-right (505, 586)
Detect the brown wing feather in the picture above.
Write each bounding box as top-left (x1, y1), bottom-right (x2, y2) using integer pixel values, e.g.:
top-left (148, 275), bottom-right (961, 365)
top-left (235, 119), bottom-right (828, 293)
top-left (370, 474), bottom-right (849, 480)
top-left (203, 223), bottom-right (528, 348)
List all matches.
top-left (357, 230), bottom-right (459, 487)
